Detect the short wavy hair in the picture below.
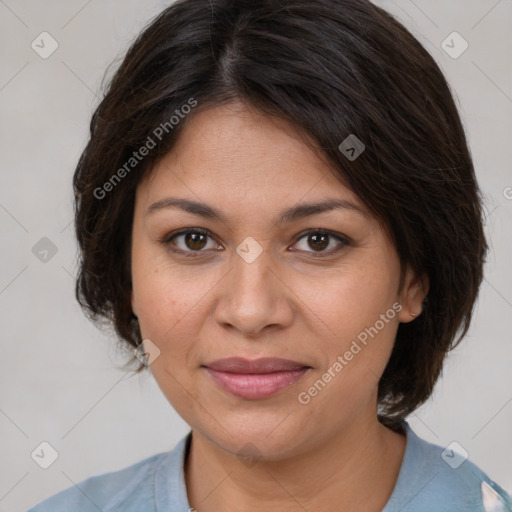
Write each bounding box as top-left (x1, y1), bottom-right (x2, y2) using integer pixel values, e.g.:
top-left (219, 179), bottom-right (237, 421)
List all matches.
top-left (73, 0), bottom-right (488, 425)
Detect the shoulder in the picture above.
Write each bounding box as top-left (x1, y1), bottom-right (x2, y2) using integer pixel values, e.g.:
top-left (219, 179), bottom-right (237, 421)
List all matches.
top-left (385, 422), bottom-right (512, 512)
top-left (26, 451), bottom-right (169, 512)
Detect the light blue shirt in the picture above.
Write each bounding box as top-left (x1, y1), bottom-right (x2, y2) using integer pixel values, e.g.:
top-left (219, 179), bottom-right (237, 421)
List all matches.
top-left (27, 421), bottom-right (512, 511)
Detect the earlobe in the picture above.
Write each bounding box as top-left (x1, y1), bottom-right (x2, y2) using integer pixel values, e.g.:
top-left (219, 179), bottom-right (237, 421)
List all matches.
top-left (398, 267), bottom-right (429, 323)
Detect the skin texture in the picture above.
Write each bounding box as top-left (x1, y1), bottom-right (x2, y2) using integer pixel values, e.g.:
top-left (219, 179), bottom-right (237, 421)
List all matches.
top-left (130, 101), bottom-right (428, 511)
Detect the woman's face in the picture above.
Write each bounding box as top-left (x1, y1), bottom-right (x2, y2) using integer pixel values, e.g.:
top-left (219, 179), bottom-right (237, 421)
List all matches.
top-left (131, 101), bottom-right (425, 459)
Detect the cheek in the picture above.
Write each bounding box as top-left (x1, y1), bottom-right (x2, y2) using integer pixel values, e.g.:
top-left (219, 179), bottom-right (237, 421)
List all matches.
top-left (131, 239), bottom-right (210, 338)
top-left (131, 256), bottom-right (223, 392)
top-left (298, 314), bottom-right (399, 424)
top-left (292, 258), bottom-right (399, 341)
top-left (131, 261), bottom-right (208, 416)
top-left (134, 277), bottom-right (202, 343)
top-left (291, 261), bottom-right (400, 402)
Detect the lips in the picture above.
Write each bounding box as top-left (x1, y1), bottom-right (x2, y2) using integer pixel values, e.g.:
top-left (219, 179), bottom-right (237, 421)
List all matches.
top-left (203, 357), bottom-right (310, 374)
top-left (203, 357), bottom-right (311, 399)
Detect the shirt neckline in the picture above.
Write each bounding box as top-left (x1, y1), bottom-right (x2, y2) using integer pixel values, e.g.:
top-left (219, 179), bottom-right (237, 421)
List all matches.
top-left (381, 420), bottom-right (420, 511)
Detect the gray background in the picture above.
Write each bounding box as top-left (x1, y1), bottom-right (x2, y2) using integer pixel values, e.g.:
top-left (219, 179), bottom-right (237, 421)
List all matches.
top-left (0, 1), bottom-right (511, 510)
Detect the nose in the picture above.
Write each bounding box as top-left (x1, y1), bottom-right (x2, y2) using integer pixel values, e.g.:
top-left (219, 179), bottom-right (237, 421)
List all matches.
top-left (212, 245), bottom-right (295, 337)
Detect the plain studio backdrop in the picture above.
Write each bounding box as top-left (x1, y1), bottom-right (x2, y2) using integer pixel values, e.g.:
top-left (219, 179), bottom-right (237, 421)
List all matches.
top-left (0, 1), bottom-right (511, 510)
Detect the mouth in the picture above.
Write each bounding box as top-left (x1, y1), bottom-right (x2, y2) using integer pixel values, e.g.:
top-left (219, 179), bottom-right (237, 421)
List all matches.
top-left (202, 357), bottom-right (311, 400)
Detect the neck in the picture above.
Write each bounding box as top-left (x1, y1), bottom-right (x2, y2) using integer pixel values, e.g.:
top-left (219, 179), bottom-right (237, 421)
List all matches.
top-left (184, 411), bottom-right (406, 512)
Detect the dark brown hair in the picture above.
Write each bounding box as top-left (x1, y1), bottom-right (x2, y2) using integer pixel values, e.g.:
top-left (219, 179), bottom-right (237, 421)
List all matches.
top-left (73, 0), bottom-right (488, 424)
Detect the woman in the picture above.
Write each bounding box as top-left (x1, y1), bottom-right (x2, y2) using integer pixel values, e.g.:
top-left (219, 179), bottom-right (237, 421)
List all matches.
top-left (28, 0), bottom-right (511, 510)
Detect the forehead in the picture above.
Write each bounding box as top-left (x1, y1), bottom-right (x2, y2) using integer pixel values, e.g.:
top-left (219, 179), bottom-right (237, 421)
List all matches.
top-left (136, 101), bottom-right (366, 217)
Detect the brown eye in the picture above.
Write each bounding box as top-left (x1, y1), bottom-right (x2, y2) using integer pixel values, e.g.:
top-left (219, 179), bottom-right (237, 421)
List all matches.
top-left (292, 230), bottom-right (349, 256)
top-left (159, 228), bottom-right (220, 257)
top-left (182, 232), bottom-right (208, 250)
top-left (307, 232), bottom-right (329, 251)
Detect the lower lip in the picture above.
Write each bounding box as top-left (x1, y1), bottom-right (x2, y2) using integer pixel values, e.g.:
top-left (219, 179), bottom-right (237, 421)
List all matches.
top-left (205, 367), bottom-right (310, 399)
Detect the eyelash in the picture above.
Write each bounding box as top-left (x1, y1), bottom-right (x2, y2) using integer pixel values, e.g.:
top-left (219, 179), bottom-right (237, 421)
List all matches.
top-left (158, 228), bottom-right (350, 259)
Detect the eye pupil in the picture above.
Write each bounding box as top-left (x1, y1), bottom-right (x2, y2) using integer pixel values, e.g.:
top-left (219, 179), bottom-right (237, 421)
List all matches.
top-left (186, 232), bottom-right (207, 250)
top-left (309, 233), bottom-right (329, 251)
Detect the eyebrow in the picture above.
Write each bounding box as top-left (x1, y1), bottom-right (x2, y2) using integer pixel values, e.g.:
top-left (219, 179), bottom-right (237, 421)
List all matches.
top-left (145, 197), bottom-right (367, 224)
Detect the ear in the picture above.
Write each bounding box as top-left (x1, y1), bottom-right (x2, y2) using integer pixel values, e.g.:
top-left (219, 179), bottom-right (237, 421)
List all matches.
top-left (397, 265), bottom-right (429, 323)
